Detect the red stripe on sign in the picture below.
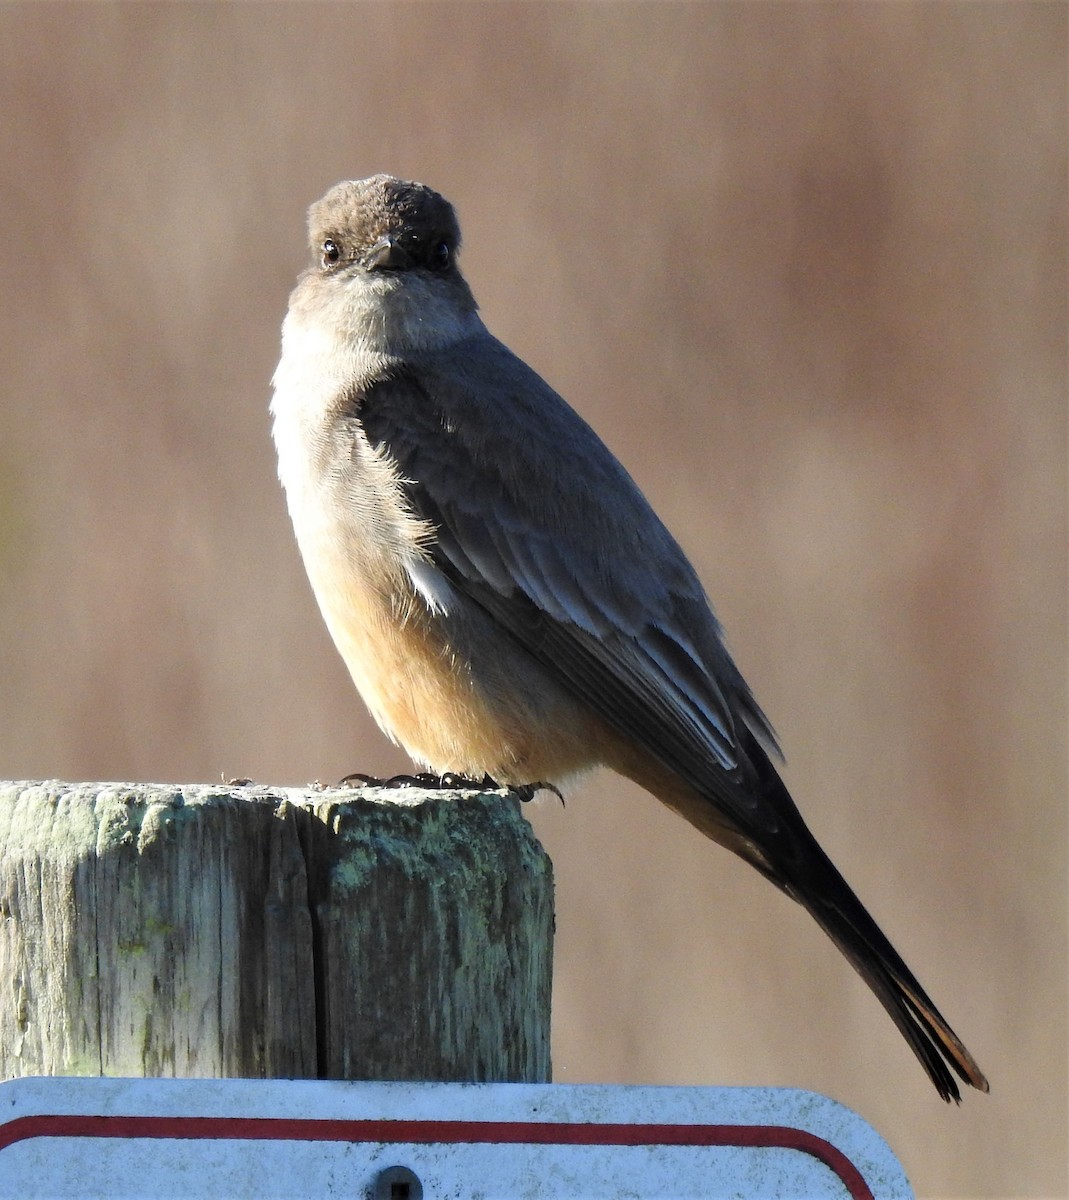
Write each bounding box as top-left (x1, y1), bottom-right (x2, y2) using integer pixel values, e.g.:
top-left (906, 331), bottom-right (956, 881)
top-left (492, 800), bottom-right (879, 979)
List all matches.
top-left (0, 1114), bottom-right (874, 1200)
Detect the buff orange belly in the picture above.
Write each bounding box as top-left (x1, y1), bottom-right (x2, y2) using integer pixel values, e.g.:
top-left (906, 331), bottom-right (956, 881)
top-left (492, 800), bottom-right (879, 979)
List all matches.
top-left (304, 550), bottom-right (598, 784)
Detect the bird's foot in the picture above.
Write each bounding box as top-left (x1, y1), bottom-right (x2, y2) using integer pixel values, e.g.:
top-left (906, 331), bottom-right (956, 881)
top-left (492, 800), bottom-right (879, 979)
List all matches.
top-left (425, 773), bottom-right (564, 803)
top-left (336, 772), bottom-right (386, 788)
top-left (336, 771), bottom-right (496, 791)
top-left (334, 771), bottom-right (562, 802)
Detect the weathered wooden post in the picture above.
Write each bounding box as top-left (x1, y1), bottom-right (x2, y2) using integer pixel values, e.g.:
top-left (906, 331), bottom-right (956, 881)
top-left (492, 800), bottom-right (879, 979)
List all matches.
top-left (0, 781), bottom-right (553, 1083)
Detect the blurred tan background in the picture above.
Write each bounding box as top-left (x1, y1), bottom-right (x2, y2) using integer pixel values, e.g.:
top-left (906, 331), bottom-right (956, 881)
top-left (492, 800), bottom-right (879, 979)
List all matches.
top-left (0, 3), bottom-right (1064, 1196)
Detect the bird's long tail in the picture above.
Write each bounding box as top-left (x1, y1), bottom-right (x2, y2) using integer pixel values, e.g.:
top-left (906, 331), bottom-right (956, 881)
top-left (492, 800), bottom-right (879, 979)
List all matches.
top-left (788, 835), bottom-right (987, 1102)
top-left (744, 736), bottom-right (989, 1103)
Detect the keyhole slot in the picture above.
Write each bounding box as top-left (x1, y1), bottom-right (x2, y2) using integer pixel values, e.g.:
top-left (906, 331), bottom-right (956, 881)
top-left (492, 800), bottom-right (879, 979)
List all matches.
top-left (373, 1165), bottom-right (422, 1200)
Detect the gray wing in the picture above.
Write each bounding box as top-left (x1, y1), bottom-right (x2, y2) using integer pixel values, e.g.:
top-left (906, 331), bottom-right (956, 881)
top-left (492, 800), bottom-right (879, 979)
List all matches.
top-left (356, 334), bottom-right (778, 817)
top-left (356, 340), bottom-right (992, 1107)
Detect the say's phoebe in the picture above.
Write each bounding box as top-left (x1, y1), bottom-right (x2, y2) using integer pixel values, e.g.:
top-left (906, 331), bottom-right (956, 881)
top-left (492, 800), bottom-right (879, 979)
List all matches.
top-left (271, 175), bottom-right (987, 1102)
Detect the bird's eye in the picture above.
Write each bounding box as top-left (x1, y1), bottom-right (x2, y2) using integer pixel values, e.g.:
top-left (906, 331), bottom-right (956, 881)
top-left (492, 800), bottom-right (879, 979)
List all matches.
top-left (429, 240), bottom-right (452, 271)
top-left (322, 239), bottom-right (341, 267)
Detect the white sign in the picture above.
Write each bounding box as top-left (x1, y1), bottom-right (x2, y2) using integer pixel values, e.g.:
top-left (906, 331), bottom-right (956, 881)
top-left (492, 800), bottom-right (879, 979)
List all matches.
top-left (0, 1078), bottom-right (912, 1199)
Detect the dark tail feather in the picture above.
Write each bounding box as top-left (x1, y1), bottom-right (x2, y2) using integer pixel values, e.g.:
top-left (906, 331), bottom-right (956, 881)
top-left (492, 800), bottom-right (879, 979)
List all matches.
top-left (741, 735), bottom-right (989, 1102)
top-left (789, 838), bottom-right (989, 1102)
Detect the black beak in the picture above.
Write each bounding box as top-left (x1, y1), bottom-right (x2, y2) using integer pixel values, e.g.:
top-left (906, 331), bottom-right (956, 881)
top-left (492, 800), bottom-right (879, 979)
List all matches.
top-left (365, 236), bottom-right (410, 272)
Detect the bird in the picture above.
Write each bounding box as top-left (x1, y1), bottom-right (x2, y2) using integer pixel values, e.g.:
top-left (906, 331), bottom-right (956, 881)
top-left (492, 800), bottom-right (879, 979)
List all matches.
top-left (270, 174), bottom-right (988, 1102)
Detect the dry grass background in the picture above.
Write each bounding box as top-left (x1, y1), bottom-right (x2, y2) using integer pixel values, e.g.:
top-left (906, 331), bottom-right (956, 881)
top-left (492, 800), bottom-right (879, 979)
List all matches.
top-left (0, 3), bottom-right (1064, 1196)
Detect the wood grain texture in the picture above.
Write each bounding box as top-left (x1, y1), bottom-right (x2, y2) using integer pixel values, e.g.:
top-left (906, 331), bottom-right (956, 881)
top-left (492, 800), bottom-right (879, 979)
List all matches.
top-left (0, 782), bottom-right (552, 1083)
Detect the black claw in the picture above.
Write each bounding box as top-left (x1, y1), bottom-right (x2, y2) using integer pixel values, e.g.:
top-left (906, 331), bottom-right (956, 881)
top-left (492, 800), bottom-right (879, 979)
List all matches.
top-left (509, 781), bottom-right (565, 805)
